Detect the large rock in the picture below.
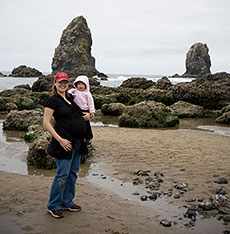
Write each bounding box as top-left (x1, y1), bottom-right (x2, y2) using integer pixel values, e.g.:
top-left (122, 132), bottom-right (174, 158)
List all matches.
top-left (3, 110), bottom-right (43, 131)
top-left (0, 87), bottom-right (32, 97)
top-left (156, 77), bottom-right (172, 90)
top-left (120, 77), bottom-right (155, 89)
top-left (9, 65), bottom-right (43, 77)
top-left (101, 103), bottom-right (127, 116)
top-left (0, 95), bottom-right (35, 112)
top-left (172, 72), bottom-right (230, 109)
top-left (215, 105), bottom-right (230, 124)
top-left (52, 16), bottom-right (105, 77)
top-left (145, 88), bottom-right (175, 106)
top-left (0, 72), bottom-right (7, 77)
top-left (27, 131), bottom-right (56, 169)
top-left (119, 101), bottom-right (179, 128)
top-left (182, 43), bottom-right (211, 77)
top-left (32, 75), bottom-right (53, 92)
top-left (170, 101), bottom-right (206, 118)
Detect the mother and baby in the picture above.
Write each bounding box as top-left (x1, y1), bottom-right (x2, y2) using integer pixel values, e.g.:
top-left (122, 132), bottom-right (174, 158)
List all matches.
top-left (43, 72), bottom-right (95, 219)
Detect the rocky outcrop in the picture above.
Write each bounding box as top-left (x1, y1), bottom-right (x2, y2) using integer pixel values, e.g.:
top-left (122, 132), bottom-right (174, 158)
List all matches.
top-left (119, 101), bottom-right (179, 128)
top-left (215, 105), bottom-right (230, 124)
top-left (9, 65), bottom-right (43, 77)
top-left (156, 77), bottom-right (172, 90)
top-left (31, 74), bottom-right (100, 92)
top-left (0, 72), bottom-right (7, 77)
top-left (145, 88), bottom-right (175, 106)
top-left (0, 86), bottom-right (49, 111)
top-left (170, 101), bottom-right (206, 118)
top-left (101, 103), bottom-right (127, 116)
top-left (27, 131), bottom-right (56, 169)
top-left (172, 72), bottom-right (230, 109)
top-left (52, 16), bottom-right (106, 78)
top-left (120, 77), bottom-right (155, 89)
top-left (3, 110), bottom-right (43, 131)
top-left (32, 75), bottom-right (53, 92)
top-left (182, 43), bottom-right (211, 77)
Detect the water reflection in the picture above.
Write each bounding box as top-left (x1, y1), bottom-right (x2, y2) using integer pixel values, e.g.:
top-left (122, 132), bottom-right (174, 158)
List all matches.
top-left (0, 118), bottom-right (28, 175)
top-left (27, 160), bottom-right (91, 178)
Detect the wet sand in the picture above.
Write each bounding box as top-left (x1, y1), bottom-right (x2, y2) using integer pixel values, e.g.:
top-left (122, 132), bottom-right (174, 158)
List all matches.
top-left (0, 126), bottom-right (230, 234)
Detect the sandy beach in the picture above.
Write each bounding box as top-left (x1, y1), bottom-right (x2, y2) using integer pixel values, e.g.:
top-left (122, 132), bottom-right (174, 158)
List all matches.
top-left (0, 126), bottom-right (230, 234)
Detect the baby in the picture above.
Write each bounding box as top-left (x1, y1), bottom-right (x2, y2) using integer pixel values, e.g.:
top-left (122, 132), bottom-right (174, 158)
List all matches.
top-left (69, 75), bottom-right (95, 144)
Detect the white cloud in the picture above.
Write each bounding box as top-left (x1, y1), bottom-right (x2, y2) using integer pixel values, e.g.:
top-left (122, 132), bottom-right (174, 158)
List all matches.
top-left (0, 0), bottom-right (229, 75)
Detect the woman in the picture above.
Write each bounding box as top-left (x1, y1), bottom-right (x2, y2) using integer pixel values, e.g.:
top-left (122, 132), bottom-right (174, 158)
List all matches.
top-left (43, 72), bottom-right (90, 219)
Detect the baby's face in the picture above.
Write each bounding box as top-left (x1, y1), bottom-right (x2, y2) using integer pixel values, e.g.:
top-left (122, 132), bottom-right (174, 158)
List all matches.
top-left (76, 81), bottom-right (86, 91)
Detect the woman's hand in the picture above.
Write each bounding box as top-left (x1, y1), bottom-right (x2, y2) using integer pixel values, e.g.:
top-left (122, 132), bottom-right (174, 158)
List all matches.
top-left (82, 112), bottom-right (90, 121)
top-left (90, 113), bottom-right (95, 119)
top-left (59, 138), bottom-right (72, 151)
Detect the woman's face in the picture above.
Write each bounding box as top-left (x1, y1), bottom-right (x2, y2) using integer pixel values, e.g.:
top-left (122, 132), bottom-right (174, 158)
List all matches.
top-left (55, 80), bottom-right (69, 94)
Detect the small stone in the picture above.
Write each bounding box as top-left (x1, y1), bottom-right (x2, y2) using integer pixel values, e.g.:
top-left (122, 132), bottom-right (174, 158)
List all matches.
top-left (149, 192), bottom-right (158, 201)
top-left (180, 168), bottom-right (185, 171)
top-left (184, 208), bottom-right (197, 221)
top-left (223, 230), bottom-right (230, 234)
top-left (216, 188), bottom-right (226, 195)
top-left (160, 219), bottom-right (172, 227)
top-left (223, 216), bottom-right (230, 223)
top-left (214, 177), bottom-right (228, 184)
top-left (218, 208), bottom-right (230, 215)
top-left (154, 172), bottom-right (164, 177)
top-left (174, 194), bottom-right (181, 199)
top-left (140, 195), bottom-right (148, 201)
top-left (132, 191), bottom-right (140, 196)
top-left (185, 199), bottom-right (196, 202)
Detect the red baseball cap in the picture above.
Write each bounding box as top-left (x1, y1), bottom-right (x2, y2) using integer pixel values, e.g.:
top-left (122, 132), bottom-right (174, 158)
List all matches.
top-left (55, 72), bottom-right (69, 83)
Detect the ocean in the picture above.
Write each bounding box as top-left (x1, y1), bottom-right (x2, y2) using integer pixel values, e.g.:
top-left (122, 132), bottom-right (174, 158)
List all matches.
top-left (0, 73), bottom-right (196, 92)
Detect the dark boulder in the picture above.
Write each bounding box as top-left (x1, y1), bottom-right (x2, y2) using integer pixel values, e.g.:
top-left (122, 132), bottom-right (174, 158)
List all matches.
top-left (172, 72), bottom-right (230, 109)
top-left (32, 75), bottom-right (53, 92)
top-left (120, 77), bottom-right (155, 89)
top-left (9, 65), bottom-right (43, 77)
top-left (0, 72), bottom-right (7, 77)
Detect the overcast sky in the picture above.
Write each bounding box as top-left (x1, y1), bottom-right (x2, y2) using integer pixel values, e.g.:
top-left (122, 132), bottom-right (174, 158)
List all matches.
top-left (1, 0), bottom-right (229, 75)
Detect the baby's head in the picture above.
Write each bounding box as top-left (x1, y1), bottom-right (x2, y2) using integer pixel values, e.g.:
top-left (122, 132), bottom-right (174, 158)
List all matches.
top-left (76, 81), bottom-right (86, 91)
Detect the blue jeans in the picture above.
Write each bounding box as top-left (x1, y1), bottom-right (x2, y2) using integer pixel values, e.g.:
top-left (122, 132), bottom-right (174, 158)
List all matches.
top-left (47, 149), bottom-right (81, 210)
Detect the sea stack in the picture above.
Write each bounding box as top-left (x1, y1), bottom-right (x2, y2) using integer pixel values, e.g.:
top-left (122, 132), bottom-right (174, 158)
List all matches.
top-left (52, 16), bottom-right (105, 77)
top-left (182, 42), bottom-right (211, 77)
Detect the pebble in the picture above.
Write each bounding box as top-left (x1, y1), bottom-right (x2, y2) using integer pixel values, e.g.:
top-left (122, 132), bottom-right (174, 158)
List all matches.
top-left (214, 177), bottom-right (228, 184)
top-left (216, 188), bottom-right (226, 195)
top-left (132, 191), bottom-right (140, 196)
top-left (223, 230), bottom-right (230, 234)
top-left (148, 192), bottom-right (158, 201)
top-left (160, 219), bottom-right (172, 227)
top-left (140, 195), bottom-right (148, 201)
top-left (223, 216), bottom-right (230, 223)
